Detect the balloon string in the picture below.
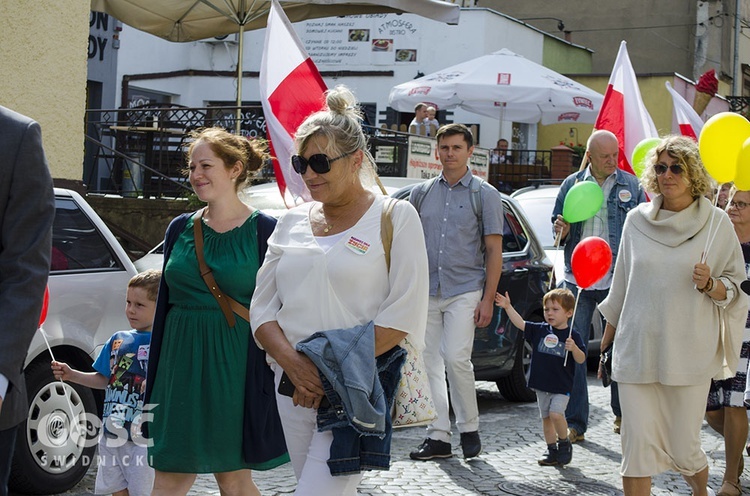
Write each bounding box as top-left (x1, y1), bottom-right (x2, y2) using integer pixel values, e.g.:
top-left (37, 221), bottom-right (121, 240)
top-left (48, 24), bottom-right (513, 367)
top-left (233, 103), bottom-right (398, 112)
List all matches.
top-left (563, 295), bottom-right (580, 367)
top-left (701, 205), bottom-right (717, 264)
top-left (549, 230), bottom-right (562, 291)
top-left (703, 185), bottom-right (725, 262)
top-left (38, 327), bottom-right (82, 444)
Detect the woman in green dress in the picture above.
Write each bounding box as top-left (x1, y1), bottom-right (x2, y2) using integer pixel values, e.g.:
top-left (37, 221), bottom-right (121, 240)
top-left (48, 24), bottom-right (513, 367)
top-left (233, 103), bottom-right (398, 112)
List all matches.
top-left (144, 128), bottom-right (288, 495)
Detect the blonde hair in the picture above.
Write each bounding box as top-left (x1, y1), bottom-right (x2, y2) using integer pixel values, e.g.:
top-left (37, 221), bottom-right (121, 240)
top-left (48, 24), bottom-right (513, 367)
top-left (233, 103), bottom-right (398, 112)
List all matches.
top-left (185, 127), bottom-right (269, 191)
top-left (640, 135), bottom-right (712, 198)
top-left (294, 85), bottom-right (378, 187)
top-left (543, 288), bottom-right (576, 312)
top-left (128, 269), bottom-right (161, 301)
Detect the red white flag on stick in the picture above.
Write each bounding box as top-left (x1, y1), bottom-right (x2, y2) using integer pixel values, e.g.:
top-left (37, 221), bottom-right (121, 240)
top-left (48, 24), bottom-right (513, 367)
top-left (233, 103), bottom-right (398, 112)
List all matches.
top-left (260, 0), bottom-right (327, 203)
top-left (594, 41), bottom-right (658, 175)
top-left (665, 81), bottom-right (703, 140)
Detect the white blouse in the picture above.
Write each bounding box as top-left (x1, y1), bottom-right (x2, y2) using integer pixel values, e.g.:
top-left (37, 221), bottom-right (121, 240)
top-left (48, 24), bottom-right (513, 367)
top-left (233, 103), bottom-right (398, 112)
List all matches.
top-left (250, 195), bottom-right (429, 357)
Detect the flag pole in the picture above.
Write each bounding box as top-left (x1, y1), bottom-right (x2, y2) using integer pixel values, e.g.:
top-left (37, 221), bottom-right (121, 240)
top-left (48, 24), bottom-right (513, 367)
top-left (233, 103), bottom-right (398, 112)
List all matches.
top-left (235, 19), bottom-right (245, 135)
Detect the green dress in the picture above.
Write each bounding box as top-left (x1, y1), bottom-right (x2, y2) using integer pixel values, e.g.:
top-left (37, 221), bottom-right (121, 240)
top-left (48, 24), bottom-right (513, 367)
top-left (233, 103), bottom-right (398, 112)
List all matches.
top-left (148, 212), bottom-right (286, 473)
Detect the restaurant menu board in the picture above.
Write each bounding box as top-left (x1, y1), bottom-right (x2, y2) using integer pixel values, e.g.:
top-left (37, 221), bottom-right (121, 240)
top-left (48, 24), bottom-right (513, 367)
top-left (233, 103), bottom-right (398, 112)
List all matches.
top-left (300, 13), bottom-right (421, 67)
top-left (406, 136), bottom-right (489, 181)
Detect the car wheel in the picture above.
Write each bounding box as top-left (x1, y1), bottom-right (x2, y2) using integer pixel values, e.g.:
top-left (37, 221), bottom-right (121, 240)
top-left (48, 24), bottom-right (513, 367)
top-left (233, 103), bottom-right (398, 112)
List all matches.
top-left (496, 336), bottom-right (537, 402)
top-left (9, 359), bottom-right (99, 495)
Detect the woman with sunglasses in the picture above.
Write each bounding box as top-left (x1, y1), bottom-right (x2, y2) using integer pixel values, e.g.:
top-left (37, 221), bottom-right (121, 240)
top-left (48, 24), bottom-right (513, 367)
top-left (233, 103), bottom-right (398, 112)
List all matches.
top-left (703, 185), bottom-right (750, 496)
top-left (250, 85), bottom-right (428, 495)
top-left (598, 135), bottom-right (747, 496)
top-left (145, 128), bottom-right (288, 495)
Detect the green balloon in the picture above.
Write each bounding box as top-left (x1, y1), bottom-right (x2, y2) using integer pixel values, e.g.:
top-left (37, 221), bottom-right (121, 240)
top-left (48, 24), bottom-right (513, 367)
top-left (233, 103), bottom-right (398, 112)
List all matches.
top-left (631, 138), bottom-right (661, 179)
top-left (562, 181), bottom-right (604, 223)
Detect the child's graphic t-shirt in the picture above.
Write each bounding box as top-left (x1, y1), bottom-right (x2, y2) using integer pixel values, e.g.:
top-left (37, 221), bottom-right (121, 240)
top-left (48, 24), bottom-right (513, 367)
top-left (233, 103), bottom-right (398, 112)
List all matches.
top-left (92, 329), bottom-right (150, 441)
top-left (524, 322), bottom-right (585, 394)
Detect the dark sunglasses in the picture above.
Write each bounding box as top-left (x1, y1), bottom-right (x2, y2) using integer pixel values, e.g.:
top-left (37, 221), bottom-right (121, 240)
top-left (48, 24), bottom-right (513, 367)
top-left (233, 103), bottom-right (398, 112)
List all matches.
top-left (654, 164), bottom-right (684, 176)
top-left (291, 152), bottom-right (352, 175)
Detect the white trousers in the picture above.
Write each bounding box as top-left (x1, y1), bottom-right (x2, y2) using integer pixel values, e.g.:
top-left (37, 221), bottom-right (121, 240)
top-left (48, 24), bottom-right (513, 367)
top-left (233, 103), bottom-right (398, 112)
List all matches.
top-left (424, 290), bottom-right (482, 442)
top-left (273, 366), bottom-right (362, 496)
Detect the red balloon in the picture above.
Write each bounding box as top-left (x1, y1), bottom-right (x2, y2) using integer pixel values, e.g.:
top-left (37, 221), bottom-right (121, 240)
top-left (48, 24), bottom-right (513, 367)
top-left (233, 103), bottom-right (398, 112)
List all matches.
top-left (571, 237), bottom-right (613, 289)
top-left (38, 285), bottom-right (49, 327)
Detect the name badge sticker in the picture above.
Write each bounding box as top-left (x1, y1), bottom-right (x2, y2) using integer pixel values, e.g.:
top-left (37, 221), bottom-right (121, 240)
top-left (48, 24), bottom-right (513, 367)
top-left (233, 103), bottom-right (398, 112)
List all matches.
top-left (543, 334), bottom-right (559, 348)
top-left (618, 189), bottom-right (632, 203)
top-left (345, 236), bottom-right (370, 255)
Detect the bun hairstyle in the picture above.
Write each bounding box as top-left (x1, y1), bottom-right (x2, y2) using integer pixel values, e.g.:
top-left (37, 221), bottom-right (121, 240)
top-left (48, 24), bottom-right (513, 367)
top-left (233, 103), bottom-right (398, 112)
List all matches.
top-left (186, 127), bottom-right (269, 191)
top-left (294, 85), bottom-right (378, 186)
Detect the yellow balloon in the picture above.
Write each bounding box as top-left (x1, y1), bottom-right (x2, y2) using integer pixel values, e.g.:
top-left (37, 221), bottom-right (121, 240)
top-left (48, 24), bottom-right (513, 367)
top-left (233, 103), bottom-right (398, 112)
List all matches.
top-left (735, 138), bottom-right (750, 190)
top-left (699, 112), bottom-right (750, 184)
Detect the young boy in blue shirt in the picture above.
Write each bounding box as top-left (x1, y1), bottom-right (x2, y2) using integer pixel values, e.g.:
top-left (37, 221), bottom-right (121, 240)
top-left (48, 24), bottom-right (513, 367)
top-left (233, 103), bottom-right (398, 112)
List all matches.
top-left (51, 269), bottom-right (160, 496)
top-left (495, 287), bottom-right (585, 466)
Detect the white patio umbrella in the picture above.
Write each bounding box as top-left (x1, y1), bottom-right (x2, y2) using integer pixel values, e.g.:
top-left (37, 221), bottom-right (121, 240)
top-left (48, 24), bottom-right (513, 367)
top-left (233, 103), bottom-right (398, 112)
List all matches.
top-left (91, 0), bottom-right (461, 131)
top-left (389, 48), bottom-right (604, 125)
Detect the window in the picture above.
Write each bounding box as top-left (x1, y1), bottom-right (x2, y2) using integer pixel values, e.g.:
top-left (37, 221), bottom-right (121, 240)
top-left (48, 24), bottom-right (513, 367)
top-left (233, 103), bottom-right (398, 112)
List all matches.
top-left (51, 198), bottom-right (122, 271)
top-left (501, 204), bottom-right (528, 254)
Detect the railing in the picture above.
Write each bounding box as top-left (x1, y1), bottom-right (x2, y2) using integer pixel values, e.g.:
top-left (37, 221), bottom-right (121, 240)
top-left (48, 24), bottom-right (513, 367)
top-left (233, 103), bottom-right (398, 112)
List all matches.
top-left (83, 104), bottom-right (567, 198)
top-left (84, 104), bottom-right (271, 199)
top-left (487, 150), bottom-right (553, 193)
top-left (726, 96), bottom-right (750, 117)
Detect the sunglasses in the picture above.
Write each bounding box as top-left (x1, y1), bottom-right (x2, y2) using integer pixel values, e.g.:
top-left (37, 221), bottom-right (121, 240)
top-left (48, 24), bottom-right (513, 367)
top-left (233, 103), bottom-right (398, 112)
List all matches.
top-left (654, 164), bottom-right (684, 176)
top-left (291, 152), bottom-right (352, 175)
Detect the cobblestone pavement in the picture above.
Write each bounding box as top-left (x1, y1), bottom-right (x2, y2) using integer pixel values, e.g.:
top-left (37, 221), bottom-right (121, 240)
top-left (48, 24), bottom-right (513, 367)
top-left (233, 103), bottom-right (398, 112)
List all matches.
top-left (40, 373), bottom-right (741, 495)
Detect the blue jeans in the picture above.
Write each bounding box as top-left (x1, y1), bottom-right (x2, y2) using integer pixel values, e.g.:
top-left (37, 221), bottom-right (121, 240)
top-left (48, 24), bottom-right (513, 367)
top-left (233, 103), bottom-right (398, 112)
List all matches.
top-left (561, 283), bottom-right (609, 434)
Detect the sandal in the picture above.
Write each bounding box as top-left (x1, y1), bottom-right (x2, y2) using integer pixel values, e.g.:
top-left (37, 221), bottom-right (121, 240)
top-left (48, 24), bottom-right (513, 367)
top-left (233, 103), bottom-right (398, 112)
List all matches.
top-left (717, 480), bottom-right (742, 496)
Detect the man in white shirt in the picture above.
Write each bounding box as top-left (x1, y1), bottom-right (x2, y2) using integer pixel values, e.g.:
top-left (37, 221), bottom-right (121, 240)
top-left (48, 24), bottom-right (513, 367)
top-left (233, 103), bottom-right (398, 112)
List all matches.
top-left (409, 103), bottom-right (429, 136)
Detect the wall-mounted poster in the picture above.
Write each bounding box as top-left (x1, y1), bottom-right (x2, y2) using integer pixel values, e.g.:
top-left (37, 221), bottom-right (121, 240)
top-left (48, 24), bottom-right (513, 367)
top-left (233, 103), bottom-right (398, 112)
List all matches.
top-left (301, 13), bottom-right (422, 67)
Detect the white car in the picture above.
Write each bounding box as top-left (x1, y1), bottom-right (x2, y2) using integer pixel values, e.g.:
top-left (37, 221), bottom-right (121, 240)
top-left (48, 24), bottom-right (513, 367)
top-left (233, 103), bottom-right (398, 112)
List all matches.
top-left (11, 189), bottom-right (138, 494)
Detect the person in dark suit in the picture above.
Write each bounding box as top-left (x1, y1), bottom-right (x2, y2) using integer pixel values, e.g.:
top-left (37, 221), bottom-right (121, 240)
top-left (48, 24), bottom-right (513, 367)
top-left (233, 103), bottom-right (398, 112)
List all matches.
top-left (0, 106), bottom-right (55, 496)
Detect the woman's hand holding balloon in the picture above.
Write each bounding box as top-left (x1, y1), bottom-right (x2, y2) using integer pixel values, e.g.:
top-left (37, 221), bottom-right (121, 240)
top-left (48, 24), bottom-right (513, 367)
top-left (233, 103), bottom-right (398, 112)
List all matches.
top-left (692, 262), bottom-right (712, 292)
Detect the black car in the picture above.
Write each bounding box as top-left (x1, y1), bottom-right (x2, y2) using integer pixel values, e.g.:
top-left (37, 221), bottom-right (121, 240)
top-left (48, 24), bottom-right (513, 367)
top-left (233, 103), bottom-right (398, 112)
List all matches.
top-left (392, 184), bottom-right (552, 402)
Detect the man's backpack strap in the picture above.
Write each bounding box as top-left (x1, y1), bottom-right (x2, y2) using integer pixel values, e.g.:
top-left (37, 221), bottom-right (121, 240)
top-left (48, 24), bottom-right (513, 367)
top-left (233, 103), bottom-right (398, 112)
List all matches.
top-left (468, 175), bottom-right (484, 232)
top-left (411, 176), bottom-right (439, 213)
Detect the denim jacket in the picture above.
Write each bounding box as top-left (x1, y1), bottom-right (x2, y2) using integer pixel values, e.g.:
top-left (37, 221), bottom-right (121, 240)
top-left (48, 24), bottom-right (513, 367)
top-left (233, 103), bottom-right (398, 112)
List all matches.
top-left (552, 168), bottom-right (646, 279)
top-left (296, 322), bottom-right (406, 475)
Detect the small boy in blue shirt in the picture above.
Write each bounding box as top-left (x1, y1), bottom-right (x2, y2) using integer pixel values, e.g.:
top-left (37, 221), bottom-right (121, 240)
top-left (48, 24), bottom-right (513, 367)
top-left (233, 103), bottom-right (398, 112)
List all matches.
top-left (495, 287), bottom-right (585, 466)
top-left (51, 269), bottom-right (160, 496)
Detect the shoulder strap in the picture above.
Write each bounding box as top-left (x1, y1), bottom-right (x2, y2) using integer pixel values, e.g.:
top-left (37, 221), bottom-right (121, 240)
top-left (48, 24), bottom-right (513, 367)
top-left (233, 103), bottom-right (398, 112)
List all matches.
top-left (469, 176), bottom-right (486, 250)
top-left (469, 175), bottom-right (483, 225)
top-left (411, 176), bottom-right (439, 214)
top-left (193, 208), bottom-right (249, 327)
top-left (381, 198), bottom-right (397, 272)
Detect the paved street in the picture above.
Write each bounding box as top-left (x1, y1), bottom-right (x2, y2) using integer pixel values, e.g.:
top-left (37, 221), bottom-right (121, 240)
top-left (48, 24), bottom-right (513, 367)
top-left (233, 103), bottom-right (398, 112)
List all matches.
top-left (46, 372), bottom-right (738, 495)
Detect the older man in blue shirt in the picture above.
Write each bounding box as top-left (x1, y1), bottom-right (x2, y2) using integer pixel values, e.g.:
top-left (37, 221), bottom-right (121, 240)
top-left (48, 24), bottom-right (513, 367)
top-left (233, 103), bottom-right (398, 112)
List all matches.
top-left (409, 124), bottom-right (504, 460)
top-left (552, 130), bottom-right (646, 444)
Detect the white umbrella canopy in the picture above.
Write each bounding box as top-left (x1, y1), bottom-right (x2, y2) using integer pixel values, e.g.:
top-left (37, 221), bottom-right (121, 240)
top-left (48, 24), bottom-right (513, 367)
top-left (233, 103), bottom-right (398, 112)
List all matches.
top-left (91, 0), bottom-right (461, 129)
top-left (389, 48), bottom-right (604, 125)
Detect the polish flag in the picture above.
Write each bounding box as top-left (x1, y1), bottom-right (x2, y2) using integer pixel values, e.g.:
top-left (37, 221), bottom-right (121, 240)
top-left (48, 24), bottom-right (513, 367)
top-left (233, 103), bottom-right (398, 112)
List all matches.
top-left (260, 0), bottom-right (327, 203)
top-left (665, 81), bottom-right (703, 140)
top-left (594, 41), bottom-right (658, 175)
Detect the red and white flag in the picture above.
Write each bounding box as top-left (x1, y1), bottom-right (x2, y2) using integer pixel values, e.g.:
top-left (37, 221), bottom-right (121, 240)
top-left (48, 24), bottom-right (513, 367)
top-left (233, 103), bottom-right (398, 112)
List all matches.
top-left (260, 0), bottom-right (327, 203)
top-left (594, 41), bottom-right (658, 175)
top-left (665, 81), bottom-right (703, 140)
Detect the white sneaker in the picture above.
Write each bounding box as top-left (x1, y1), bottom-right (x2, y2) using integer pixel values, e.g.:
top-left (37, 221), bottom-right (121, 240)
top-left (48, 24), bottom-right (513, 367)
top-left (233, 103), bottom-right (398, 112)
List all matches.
top-left (706, 487), bottom-right (716, 496)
